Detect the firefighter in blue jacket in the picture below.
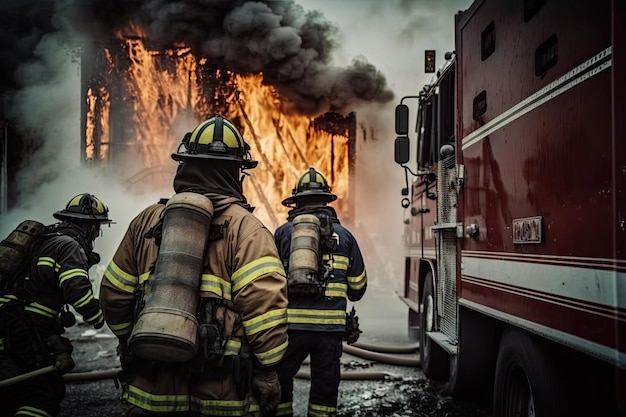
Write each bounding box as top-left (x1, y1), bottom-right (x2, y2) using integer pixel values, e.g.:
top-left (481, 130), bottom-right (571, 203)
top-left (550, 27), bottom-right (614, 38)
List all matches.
top-left (273, 168), bottom-right (367, 417)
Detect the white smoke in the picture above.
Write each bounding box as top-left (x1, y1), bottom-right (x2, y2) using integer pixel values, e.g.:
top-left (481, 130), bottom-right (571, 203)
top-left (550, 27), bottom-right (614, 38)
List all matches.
top-left (297, 0), bottom-right (473, 290)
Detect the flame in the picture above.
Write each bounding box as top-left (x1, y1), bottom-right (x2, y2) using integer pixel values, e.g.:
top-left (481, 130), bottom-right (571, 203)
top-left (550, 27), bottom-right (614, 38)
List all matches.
top-left (85, 24), bottom-right (350, 230)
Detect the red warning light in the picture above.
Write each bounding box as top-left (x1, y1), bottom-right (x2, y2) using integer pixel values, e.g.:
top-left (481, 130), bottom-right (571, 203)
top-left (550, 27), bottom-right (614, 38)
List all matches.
top-left (425, 50), bottom-right (436, 73)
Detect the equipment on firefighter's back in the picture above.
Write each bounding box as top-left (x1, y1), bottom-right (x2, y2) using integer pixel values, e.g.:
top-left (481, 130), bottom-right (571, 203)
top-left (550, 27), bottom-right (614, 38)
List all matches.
top-left (186, 297), bottom-right (254, 397)
top-left (344, 307), bottom-right (362, 345)
top-left (286, 213), bottom-right (338, 298)
top-left (198, 298), bottom-right (226, 364)
top-left (287, 214), bottom-right (322, 298)
top-left (0, 220), bottom-right (46, 296)
top-left (129, 192), bottom-right (214, 363)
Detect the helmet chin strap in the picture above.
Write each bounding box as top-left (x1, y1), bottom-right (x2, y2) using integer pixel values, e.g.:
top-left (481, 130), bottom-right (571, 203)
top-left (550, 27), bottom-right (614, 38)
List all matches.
top-left (239, 169), bottom-right (250, 186)
top-left (80, 222), bottom-right (101, 250)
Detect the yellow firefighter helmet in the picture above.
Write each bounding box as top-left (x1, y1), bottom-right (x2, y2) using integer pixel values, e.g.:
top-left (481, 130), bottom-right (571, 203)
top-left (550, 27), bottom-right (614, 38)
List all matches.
top-left (171, 115), bottom-right (258, 169)
top-left (281, 167), bottom-right (338, 207)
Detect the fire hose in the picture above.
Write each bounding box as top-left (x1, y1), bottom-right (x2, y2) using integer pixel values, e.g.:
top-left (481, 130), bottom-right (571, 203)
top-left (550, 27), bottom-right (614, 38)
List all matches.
top-left (0, 342), bottom-right (421, 387)
top-left (351, 341), bottom-right (419, 354)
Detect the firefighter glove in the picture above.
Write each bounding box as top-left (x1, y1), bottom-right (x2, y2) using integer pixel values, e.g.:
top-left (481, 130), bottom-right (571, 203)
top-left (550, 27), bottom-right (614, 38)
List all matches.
top-left (344, 307), bottom-right (362, 345)
top-left (117, 337), bottom-right (133, 369)
top-left (54, 351), bottom-right (75, 375)
top-left (46, 334), bottom-right (75, 375)
top-left (252, 367), bottom-right (281, 416)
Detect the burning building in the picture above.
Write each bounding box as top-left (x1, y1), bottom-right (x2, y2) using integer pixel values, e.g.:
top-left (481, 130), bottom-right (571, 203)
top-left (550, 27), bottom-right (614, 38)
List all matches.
top-left (81, 27), bottom-right (356, 230)
top-left (0, 0), bottom-right (394, 230)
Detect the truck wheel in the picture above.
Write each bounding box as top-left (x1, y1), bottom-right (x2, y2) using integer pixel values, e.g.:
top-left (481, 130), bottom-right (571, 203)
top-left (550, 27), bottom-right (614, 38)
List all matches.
top-left (407, 309), bottom-right (419, 342)
top-left (493, 328), bottom-right (566, 417)
top-left (448, 308), bottom-right (494, 400)
top-left (419, 272), bottom-right (449, 380)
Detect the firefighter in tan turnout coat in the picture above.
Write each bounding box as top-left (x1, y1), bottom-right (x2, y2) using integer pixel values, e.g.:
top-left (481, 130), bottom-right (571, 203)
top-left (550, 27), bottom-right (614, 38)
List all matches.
top-left (100, 115), bottom-right (288, 417)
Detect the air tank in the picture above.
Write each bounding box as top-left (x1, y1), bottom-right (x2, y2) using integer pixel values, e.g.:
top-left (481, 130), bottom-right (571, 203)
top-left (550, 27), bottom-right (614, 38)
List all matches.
top-left (287, 214), bottom-right (322, 297)
top-left (129, 192), bottom-right (214, 362)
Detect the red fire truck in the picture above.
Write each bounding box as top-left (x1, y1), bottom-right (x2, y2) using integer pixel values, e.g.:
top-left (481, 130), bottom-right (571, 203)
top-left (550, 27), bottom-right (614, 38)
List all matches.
top-left (393, 0), bottom-right (625, 416)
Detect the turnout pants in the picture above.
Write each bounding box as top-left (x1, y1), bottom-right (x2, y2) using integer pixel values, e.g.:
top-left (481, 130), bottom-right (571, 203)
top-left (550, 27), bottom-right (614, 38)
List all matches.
top-left (275, 331), bottom-right (343, 417)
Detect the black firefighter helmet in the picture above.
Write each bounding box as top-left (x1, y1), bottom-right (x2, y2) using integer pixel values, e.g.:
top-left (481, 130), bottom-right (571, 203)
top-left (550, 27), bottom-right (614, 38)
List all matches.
top-left (281, 167), bottom-right (338, 208)
top-left (53, 193), bottom-right (113, 224)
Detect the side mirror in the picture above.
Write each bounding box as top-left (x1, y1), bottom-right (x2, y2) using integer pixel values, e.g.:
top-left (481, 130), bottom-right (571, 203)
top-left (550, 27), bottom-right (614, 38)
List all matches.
top-left (394, 135), bottom-right (410, 165)
top-left (395, 104), bottom-right (409, 135)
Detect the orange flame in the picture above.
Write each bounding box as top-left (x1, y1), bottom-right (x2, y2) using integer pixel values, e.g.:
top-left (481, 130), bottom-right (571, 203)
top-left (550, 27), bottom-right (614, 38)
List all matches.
top-left (85, 23), bottom-right (350, 230)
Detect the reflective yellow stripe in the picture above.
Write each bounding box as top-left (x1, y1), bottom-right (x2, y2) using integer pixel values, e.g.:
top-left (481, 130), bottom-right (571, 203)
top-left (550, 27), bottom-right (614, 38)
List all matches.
top-left (275, 402), bottom-right (293, 416)
top-left (200, 274), bottom-right (232, 300)
top-left (324, 282), bottom-right (347, 298)
top-left (139, 270), bottom-right (151, 284)
top-left (59, 268), bottom-right (88, 285)
top-left (108, 321), bottom-right (133, 336)
top-left (348, 270), bottom-right (367, 290)
top-left (0, 294), bottom-right (19, 304)
top-left (231, 256), bottom-right (285, 293)
top-left (86, 309), bottom-right (103, 325)
top-left (243, 308), bottom-right (287, 336)
top-left (224, 339), bottom-right (241, 356)
top-left (73, 290), bottom-right (94, 308)
top-left (16, 405), bottom-right (53, 417)
top-left (124, 385), bottom-right (189, 412)
top-left (331, 255), bottom-right (349, 271)
top-left (309, 402), bottom-right (336, 417)
top-left (25, 302), bottom-right (57, 319)
top-left (287, 308), bottom-right (346, 325)
top-left (104, 261), bottom-right (139, 293)
top-left (255, 340), bottom-right (288, 366)
top-left (190, 396), bottom-right (250, 416)
top-left (37, 257), bottom-right (60, 272)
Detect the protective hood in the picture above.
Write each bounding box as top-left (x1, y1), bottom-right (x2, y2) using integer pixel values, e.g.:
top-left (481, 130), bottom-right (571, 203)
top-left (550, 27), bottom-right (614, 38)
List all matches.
top-left (173, 159), bottom-right (253, 212)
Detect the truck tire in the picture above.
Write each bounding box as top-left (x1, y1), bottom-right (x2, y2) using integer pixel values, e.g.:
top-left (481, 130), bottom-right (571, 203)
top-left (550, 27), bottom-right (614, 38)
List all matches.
top-left (407, 309), bottom-right (419, 342)
top-left (448, 307), bottom-right (494, 400)
top-left (419, 272), bottom-right (449, 381)
top-left (493, 328), bottom-right (567, 417)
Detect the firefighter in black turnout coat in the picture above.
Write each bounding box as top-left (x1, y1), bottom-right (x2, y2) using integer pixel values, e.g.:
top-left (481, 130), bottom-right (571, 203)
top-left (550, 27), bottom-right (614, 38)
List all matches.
top-left (0, 193), bottom-right (112, 417)
top-left (273, 168), bottom-right (367, 417)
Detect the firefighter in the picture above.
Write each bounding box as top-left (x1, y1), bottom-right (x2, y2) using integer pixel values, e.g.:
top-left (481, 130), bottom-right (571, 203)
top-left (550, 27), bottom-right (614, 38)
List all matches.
top-left (0, 193), bottom-right (112, 417)
top-left (273, 168), bottom-right (368, 417)
top-left (99, 115), bottom-right (289, 417)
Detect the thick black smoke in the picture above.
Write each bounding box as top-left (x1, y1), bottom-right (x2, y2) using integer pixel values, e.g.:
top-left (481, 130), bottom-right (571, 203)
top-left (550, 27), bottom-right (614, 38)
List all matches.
top-left (1, 0), bottom-right (393, 119)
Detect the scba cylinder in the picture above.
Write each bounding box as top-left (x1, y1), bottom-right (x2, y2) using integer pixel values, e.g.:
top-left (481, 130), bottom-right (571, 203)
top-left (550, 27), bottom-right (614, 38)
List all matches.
top-left (0, 220), bottom-right (45, 293)
top-left (287, 214), bottom-right (321, 297)
top-left (129, 192), bottom-right (214, 363)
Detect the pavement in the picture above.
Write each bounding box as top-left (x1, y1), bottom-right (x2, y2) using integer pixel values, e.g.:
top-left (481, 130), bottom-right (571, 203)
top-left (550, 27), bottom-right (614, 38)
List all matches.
top-left (54, 279), bottom-right (490, 417)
